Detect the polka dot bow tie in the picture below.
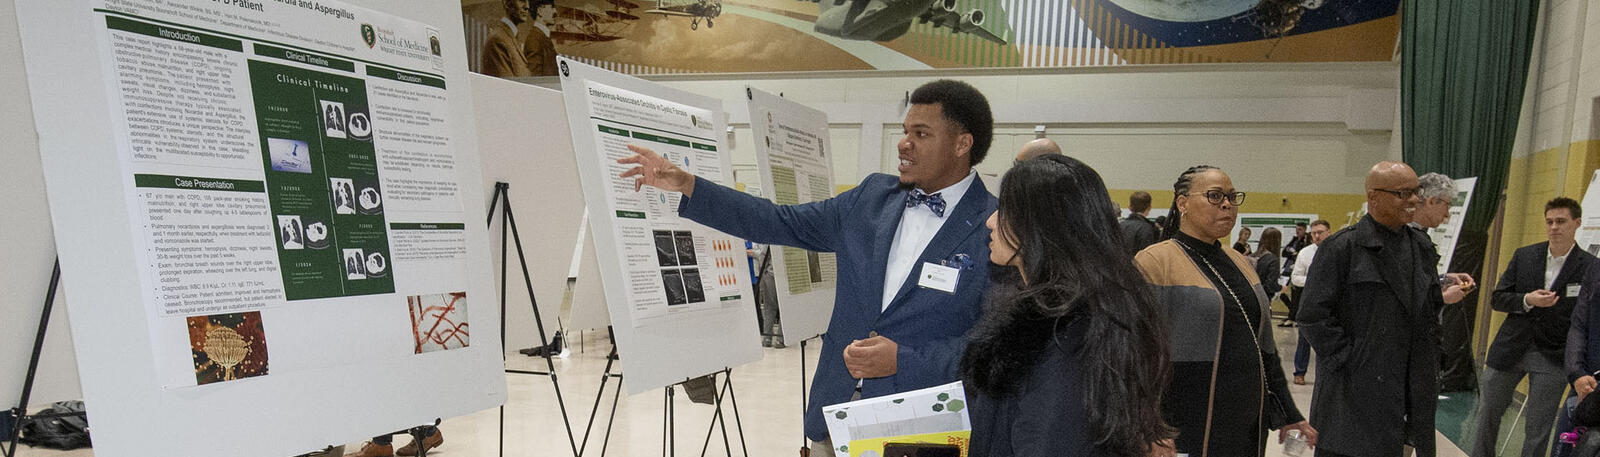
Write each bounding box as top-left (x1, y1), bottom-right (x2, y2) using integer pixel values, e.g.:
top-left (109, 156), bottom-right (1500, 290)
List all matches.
top-left (905, 189), bottom-right (946, 217)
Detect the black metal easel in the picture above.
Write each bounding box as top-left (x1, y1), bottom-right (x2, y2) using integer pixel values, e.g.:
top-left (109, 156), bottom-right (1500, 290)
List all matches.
top-left (696, 368), bottom-right (749, 457)
top-left (577, 327), bottom-right (624, 457)
top-left (796, 335), bottom-right (822, 457)
top-left (3, 260), bottom-right (83, 457)
top-left (486, 182), bottom-right (579, 457)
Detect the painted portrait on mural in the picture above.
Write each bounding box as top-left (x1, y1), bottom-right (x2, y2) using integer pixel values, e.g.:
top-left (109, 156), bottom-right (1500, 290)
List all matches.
top-left (462, 0), bottom-right (1400, 75)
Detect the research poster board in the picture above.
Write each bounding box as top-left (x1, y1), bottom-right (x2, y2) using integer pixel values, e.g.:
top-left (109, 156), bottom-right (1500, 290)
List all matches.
top-left (1578, 171), bottom-right (1600, 257)
top-left (0, 0), bottom-right (83, 405)
top-left (746, 86), bottom-right (838, 341)
top-left (558, 57), bottom-right (762, 394)
top-left (1231, 213), bottom-right (1319, 254)
top-left (471, 74), bottom-right (577, 351)
top-left (14, 1), bottom-right (506, 455)
top-left (567, 216), bottom-right (615, 332)
top-left (1424, 177), bottom-right (1476, 271)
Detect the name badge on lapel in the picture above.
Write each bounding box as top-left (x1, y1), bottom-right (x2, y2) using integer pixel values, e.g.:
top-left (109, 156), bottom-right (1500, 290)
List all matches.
top-left (1570, 284), bottom-right (1583, 298)
top-left (918, 262), bottom-right (960, 294)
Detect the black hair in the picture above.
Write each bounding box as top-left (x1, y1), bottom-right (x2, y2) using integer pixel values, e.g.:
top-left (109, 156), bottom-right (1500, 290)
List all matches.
top-left (909, 80), bottom-right (993, 167)
top-left (1159, 165), bottom-right (1218, 240)
top-left (1548, 197), bottom-right (1582, 220)
top-left (1129, 191), bottom-right (1152, 213)
top-left (963, 154), bottom-right (1173, 456)
top-left (532, 0), bottom-right (555, 6)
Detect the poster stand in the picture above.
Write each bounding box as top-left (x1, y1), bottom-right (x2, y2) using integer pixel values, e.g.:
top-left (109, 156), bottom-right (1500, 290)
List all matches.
top-left (486, 182), bottom-right (579, 457)
top-left (578, 328), bottom-right (625, 457)
top-left (574, 331), bottom-right (750, 457)
top-left (797, 336), bottom-right (817, 457)
top-left (695, 368), bottom-right (750, 457)
top-left (2, 260), bottom-right (77, 457)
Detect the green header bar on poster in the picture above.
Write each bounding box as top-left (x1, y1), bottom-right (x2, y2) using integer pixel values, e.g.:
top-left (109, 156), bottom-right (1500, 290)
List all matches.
top-left (691, 142), bottom-right (717, 152)
top-left (720, 295), bottom-right (742, 301)
top-left (630, 132), bottom-right (690, 148)
top-left (254, 44), bottom-right (355, 73)
top-left (365, 66), bottom-right (446, 89)
top-left (598, 125), bottom-right (630, 137)
top-left (134, 174), bottom-right (264, 192)
top-left (1240, 217), bottom-right (1310, 225)
top-left (390, 223), bottom-right (466, 230)
top-left (106, 16), bottom-right (242, 52)
top-left (616, 210), bottom-right (646, 219)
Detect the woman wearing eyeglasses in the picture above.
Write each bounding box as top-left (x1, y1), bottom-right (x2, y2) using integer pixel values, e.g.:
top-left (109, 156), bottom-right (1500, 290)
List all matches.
top-left (962, 155), bottom-right (1173, 457)
top-left (1134, 165), bottom-right (1316, 457)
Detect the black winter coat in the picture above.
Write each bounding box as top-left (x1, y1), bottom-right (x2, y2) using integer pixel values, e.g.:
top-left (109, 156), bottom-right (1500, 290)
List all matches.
top-left (1297, 215), bottom-right (1443, 457)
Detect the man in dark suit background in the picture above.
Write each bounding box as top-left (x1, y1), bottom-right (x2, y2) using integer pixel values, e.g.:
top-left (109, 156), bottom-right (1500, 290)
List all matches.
top-left (1471, 197), bottom-right (1593, 457)
top-left (1299, 161), bottom-right (1444, 457)
top-left (1119, 191), bottom-right (1159, 255)
top-left (618, 80), bottom-right (997, 457)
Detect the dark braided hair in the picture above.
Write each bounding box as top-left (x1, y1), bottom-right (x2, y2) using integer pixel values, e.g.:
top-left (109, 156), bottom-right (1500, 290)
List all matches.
top-left (1160, 165), bottom-right (1218, 241)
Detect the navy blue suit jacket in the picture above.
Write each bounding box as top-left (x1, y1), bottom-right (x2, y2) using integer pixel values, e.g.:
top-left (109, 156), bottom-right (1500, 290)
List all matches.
top-left (678, 173), bottom-right (996, 441)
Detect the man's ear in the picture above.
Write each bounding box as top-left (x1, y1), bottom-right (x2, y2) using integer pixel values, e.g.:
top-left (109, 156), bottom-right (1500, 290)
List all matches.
top-left (955, 132), bottom-right (973, 159)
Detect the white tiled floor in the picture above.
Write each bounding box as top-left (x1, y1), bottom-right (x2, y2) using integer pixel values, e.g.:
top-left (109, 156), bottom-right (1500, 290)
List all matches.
top-left (14, 325), bottom-right (1469, 457)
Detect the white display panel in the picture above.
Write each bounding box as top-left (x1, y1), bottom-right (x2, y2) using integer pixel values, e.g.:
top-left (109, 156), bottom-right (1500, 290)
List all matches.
top-left (567, 217), bottom-right (614, 332)
top-left (0, 0), bottom-right (82, 406)
top-left (1231, 213), bottom-right (1320, 253)
top-left (1425, 177), bottom-right (1476, 271)
top-left (557, 56), bottom-right (761, 395)
top-left (471, 74), bottom-right (575, 351)
top-left (745, 86), bottom-right (838, 341)
top-left (13, 0), bottom-right (506, 455)
top-left (1579, 171), bottom-right (1600, 257)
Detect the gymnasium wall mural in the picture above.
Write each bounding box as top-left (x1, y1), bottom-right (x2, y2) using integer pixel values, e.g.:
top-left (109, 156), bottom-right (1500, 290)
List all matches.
top-left (462, 0), bottom-right (1399, 75)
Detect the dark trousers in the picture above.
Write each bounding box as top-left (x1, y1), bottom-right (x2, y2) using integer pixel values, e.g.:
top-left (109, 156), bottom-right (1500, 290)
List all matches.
top-left (1293, 333), bottom-right (1313, 376)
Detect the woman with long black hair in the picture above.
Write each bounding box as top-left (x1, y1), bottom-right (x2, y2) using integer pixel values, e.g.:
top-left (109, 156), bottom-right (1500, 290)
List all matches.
top-left (1136, 165), bottom-right (1315, 457)
top-left (961, 154), bottom-right (1173, 457)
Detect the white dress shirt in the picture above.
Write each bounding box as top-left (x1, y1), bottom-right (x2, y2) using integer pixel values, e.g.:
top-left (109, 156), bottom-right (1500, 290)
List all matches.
top-left (1523, 243), bottom-right (1574, 310)
top-left (1546, 244), bottom-right (1574, 289)
top-left (880, 170), bottom-right (977, 312)
top-left (1290, 243), bottom-right (1318, 288)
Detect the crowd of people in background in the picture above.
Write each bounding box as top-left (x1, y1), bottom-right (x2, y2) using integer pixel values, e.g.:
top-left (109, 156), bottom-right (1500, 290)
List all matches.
top-left (607, 79), bottom-right (1600, 457)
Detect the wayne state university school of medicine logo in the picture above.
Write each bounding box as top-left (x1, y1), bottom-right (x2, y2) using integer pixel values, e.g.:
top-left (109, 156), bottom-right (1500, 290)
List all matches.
top-left (361, 23), bottom-right (376, 48)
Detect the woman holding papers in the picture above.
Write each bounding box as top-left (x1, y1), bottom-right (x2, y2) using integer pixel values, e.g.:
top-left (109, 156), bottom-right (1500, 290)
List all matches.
top-left (962, 155), bottom-right (1173, 457)
top-left (1134, 166), bottom-right (1315, 457)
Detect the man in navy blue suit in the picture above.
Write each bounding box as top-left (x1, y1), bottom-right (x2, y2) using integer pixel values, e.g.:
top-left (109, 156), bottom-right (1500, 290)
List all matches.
top-left (619, 80), bottom-right (998, 457)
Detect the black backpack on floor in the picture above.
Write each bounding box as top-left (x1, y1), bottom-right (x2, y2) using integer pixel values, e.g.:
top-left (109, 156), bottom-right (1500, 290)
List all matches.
top-left (18, 401), bottom-right (90, 450)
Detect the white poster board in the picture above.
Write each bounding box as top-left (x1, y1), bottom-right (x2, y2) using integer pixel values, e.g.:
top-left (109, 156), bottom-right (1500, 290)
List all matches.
top-left (1231, 213), bottom-right (1320, 253)
top-left (14, 0), bottom-right (506, 455)
top-left (1578, 171), bottom-right (1600, 257)
top-left (1425, 177), bottom-right (1477, 271)
top-left (472, 74), bottom-right (576, 351)
top-left (567, 216), bottom-right (614, 332)
top-left (746, 86), bottom-right (838, 341)
top-left (0, 0), bottom-right (82, 406)
top-left (557, 57), bottom-right (761, 394)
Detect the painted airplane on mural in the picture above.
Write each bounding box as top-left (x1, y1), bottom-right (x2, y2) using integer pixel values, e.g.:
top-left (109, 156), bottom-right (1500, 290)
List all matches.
top-left (647, 0), bottom-right (723, 30)
top-left (807, 0), bottom-right (1011, 44)
top-left (549, 0), bottom-right (642, 44)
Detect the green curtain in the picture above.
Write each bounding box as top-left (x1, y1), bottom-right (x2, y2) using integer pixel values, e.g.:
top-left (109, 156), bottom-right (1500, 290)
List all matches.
top-left (1402, 0), bottom-right (1539, 233)
top-left (1401, 0), bottom-right (1541, 392)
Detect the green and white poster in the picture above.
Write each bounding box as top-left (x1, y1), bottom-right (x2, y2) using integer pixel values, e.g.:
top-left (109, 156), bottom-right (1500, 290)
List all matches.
top-left (16, 0), bottom-right (509, 454)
